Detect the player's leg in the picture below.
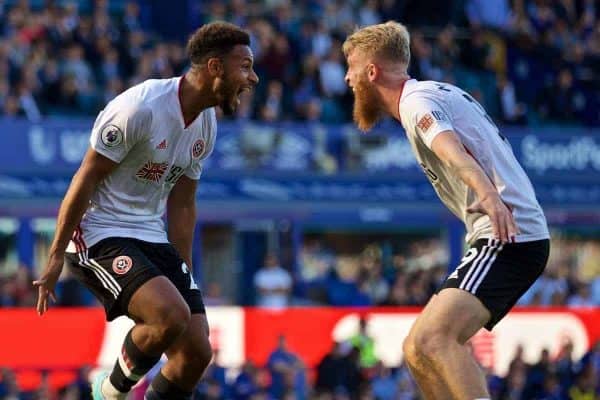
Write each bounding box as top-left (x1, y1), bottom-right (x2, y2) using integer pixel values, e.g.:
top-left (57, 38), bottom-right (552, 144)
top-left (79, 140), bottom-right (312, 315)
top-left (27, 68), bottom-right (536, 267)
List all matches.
top-left (403, 288), bottom-right (491, 399)
top-left (145, 313), bottom-right (212, 400)
top-left (402, 295), bottom-right (457, 400)
top-left (144, 243), bottom-right (212, 399)
top-left (99, 276), bottom-right (192, 399)
top-left (66, 237), bottom-right (192, 399)
top-left (403, 238), bottom-right (549, 400)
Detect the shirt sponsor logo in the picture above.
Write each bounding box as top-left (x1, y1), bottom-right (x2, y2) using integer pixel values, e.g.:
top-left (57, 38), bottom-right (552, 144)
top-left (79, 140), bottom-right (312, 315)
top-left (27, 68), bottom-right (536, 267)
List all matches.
top-left (135, 161), bottom-right (169, 182)
top-left (100, 124), bottom-right (123, 147)
top-left (416, 114), bottom-right (434, 133)
top-left (112, 255), bottom-right (133, 275)
top-left (192, 139), bottom-right (205, 159)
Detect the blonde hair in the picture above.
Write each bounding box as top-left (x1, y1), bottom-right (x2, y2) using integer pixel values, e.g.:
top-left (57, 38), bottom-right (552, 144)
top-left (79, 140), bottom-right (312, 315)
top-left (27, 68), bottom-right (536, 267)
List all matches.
top-left (342, 21), bottom-right (411, 66)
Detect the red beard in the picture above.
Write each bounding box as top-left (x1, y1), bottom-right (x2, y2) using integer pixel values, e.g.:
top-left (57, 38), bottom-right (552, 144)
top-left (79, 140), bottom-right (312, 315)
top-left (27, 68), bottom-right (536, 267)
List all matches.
top-left (353, 78), bottom-right (384, 132)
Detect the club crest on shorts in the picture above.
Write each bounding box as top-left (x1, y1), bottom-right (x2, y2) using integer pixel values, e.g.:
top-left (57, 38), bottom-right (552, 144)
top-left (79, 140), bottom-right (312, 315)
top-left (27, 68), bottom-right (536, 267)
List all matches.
top-left (100, 124), bottom-right (123, 147)
top-left (112, 255), bottom-right (133, 275)
top-left (191, 139), bottom-right (205, 159)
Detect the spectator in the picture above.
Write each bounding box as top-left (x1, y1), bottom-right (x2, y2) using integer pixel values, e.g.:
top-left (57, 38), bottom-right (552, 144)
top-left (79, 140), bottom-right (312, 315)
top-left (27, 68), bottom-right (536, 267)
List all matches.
top-left (359, 247), bottom-right (389, 305)
top-left (358, 0), bottom-right (381, 27)
top-left (555, 340), bottom-right (575, 389)
top-left (370, 362), bottom-right (396, 400)
top-left (0, 368), bottom-right (20, 400)
top-left (266, 335), bottom-right (304, 400)
top-left (315, 342), bottom-right (349, 394)
top-left (0, 0), bottom-right (597, 126)
top-left (349, 318), bottom-right (378, 369)
top-left (497, 74), bottom-right (528, 125)
top-left (0, 279), bottom-right (16, 307)
top-left (527, 348), bottom-right (553, 397)
top-left (197, 348), bottom-right (229, 399)
top-left (568, 283), bottom-right (595, 307)
top-left (538, 68), bottom-right (582, 122)
top-left (233, 361), bottom-right (260, 400)
top-left (259, 80), bottom-right (284, 122)
top-left (204, 282), bottom-right (230, 306)
top-left (12, 265), bottom-right (35, 306)
top-left (461, 28), bottom-right (494, 72)
top-left (538, 374), bottom-right (564, 400)
top-left (254, 253), bottom-right (292, 308)
top-left (466, 0), bottom-right (513, 30)
top-left (568, 366), bottom-right (596, 400)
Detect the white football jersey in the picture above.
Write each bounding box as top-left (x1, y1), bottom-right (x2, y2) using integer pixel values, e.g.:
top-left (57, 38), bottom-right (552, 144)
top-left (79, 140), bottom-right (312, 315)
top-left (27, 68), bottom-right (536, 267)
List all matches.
top-left (67, 77), bottom-right (217, 251)
top-left (398, 79), bottom-right (549, 244)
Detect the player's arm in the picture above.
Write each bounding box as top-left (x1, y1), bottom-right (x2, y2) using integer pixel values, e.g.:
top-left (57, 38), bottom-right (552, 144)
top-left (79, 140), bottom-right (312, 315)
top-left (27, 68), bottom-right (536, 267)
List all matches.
top-left (34, 101), bottom-right (151, 315)
top-left (33, 150), bottom-right (118, 315)
top-left (430, 130), bottom-right (518, 243)
top-left (167, 175), bottom-right (197, 270)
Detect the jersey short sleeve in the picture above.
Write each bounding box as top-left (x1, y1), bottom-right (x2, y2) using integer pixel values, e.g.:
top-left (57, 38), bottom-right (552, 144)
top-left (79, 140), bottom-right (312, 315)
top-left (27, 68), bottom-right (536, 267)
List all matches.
top-left (402, 96), bottom-right (453, 149)
top-left (90, 100), bottom-right (152, 163)
top-left (184, 160), bottom-right (204, 180)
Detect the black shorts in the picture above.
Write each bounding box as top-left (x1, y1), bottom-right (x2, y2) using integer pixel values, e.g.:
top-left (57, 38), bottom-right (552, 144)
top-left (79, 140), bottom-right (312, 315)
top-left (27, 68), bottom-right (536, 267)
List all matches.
top-left (438, 238), bottom-right (549, 330)
top-left (65, 237), bottom-right (205, 321)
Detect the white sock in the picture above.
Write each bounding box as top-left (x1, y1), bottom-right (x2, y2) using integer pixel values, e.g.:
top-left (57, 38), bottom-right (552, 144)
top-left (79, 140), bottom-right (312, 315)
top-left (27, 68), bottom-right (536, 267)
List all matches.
top-left (101, 376), bottom-right (128, 400)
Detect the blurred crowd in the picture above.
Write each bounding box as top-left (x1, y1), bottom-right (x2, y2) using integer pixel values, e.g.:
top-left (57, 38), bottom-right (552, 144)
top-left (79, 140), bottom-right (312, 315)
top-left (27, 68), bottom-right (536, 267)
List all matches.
top-left (0, 366), bottom-right (93, 400)
top-left (198, 334), bottom-right (600, 400)
top-left (250, 235), bottom-right (600, 309)
top-left (1, 331), bottom-right (600, 399)
top-left (0, 265), bottom-right (97, 308)
top-left (1, 235), bottom-right (600, 309)
top-left (1, 0), bottom-right (599, 125)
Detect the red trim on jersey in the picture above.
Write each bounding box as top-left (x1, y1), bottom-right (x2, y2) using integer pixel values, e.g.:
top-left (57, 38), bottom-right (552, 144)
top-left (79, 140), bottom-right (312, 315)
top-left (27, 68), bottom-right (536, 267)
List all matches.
top-left (72, 229), bottom-right (81, 254)
top-left (72, 225), bottom-right (87, 253)
top-left (178, 75), bottom-right (202, 129)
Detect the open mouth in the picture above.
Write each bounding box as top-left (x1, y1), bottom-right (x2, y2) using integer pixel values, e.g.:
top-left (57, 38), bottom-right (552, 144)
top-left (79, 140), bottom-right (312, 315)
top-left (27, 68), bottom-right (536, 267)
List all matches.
top-left (236, 86), bottom-right (252, 104)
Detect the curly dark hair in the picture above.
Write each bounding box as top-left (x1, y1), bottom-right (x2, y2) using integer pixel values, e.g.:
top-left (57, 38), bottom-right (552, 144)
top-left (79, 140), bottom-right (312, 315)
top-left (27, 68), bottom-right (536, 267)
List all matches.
top-left (186, 21), bottom-right (251, 66)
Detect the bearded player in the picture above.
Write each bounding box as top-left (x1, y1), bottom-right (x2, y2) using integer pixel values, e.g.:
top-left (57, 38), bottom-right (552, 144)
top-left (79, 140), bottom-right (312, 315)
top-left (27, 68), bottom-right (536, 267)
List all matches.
top-left (33, 22), bottom-right (258, 400)
top-left (343, 22), bottom-right (549, 399)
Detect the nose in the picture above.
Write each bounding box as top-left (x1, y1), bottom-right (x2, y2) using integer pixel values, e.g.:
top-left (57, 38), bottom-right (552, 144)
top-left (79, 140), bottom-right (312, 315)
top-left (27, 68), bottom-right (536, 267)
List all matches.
top-left (250, 70), bottom-right (259, 86)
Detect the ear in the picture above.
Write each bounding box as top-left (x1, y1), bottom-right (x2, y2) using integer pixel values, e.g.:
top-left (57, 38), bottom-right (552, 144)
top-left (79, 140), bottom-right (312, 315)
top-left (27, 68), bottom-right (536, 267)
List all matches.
top-left (367, 63), bottom-right (378, 82)
top-left (207, 57), bottom-right (224, 77)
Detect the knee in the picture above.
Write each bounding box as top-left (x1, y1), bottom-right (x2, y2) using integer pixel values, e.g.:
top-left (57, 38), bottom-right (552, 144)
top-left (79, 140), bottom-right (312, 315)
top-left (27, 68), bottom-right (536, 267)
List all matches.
top-left (184, 344), bottom-right (213, 371)
top-left (403, 329), bottom-right (453, 365)
top-left (152, 303), bottom-right (191, 344)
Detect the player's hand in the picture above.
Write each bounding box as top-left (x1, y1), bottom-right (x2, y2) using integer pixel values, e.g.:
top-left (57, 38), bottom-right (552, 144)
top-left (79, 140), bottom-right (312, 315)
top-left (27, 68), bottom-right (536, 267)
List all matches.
top-left (467, 192), bottom-right (519, 243)
top-left (33, 253), bottom-right (64, 316)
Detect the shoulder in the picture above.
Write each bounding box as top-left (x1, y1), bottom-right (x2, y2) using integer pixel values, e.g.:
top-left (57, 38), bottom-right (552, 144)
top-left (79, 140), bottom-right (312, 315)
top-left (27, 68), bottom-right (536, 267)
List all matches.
top-left (400, 87), bottom-right (449, 122)
top-left (401, 83), bottom-right (446, 108)
top-left (123, 77), bottom-right (178, 115)
top-left (116, 98), bottom-right (154, 127)
top-left (104, 83), bottom-right (154, 123)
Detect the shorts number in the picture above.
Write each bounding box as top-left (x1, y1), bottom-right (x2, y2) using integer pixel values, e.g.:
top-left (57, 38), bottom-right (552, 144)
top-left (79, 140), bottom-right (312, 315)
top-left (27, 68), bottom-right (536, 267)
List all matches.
top-left (448, 248), bottom-right (478, 280)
